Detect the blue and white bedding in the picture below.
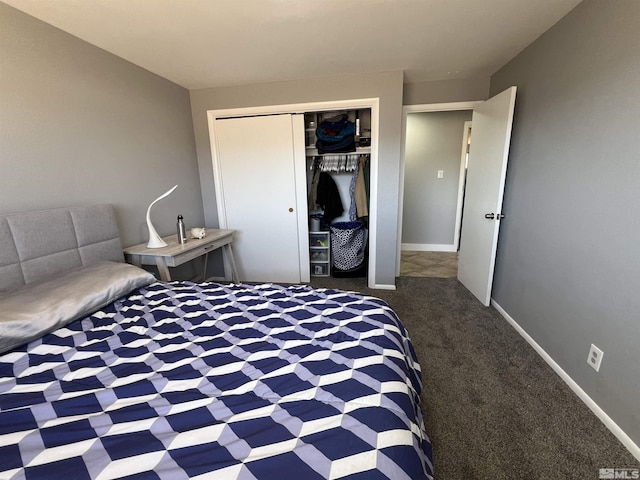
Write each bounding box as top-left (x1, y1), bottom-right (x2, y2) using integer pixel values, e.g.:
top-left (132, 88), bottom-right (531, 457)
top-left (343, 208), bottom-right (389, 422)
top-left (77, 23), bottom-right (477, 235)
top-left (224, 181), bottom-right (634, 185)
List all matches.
top-left (0, 281), bottom-right (433, 479)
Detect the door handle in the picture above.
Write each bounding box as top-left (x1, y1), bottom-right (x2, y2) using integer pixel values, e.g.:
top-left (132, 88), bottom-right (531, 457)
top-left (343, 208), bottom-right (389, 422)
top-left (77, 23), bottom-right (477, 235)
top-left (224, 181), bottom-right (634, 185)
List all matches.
top-left (289, 208), bottom-right (294, 213)
top-left (484, 213), bottom-right (495, 219)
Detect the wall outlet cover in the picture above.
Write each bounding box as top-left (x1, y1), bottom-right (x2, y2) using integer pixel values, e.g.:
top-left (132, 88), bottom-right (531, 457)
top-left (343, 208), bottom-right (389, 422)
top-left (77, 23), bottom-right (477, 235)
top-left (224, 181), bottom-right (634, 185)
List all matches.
top-left (587, 344), bottom-right (603, 372)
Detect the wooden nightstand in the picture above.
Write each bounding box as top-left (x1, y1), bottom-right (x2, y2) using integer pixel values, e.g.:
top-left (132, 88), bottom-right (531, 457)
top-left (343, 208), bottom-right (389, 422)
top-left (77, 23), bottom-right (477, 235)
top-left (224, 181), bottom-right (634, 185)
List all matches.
top-left (123, 228), bottom-right (239, 283)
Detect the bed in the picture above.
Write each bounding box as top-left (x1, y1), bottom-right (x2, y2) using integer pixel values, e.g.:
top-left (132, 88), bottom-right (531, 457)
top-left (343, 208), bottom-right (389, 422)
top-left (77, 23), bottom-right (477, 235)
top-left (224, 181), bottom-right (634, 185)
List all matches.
top-left (0, 205), bottom-right (433, 479)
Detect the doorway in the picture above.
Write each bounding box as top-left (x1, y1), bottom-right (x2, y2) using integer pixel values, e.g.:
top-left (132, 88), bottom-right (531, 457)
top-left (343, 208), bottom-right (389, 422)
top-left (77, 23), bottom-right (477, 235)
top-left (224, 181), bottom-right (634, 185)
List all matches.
top-left (397, 103), bottom-right (479, 277)
top-left (397, 88), bottom-right (517, 306)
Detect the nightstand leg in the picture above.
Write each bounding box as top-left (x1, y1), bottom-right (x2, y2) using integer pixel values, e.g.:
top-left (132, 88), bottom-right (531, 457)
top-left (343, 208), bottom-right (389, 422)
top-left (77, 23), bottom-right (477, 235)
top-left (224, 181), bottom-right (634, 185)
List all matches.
top-left (156, 257), bottom-right (171, 281)
top-left (202, 252), bottom-right (209, 282)
top-left (224, 244), bottom-right (240, 283)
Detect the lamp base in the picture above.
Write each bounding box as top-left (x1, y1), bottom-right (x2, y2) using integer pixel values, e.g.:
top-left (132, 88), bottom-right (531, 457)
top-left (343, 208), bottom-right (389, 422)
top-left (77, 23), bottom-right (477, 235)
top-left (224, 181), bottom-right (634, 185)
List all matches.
top-left (147, 234), bottom-right (168, 249)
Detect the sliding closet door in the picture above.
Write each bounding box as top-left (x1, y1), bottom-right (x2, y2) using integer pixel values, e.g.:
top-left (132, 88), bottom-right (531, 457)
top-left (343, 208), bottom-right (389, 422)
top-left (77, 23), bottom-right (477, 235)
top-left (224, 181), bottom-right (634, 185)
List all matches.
top-left (214, 114), bottom-right (308, 283)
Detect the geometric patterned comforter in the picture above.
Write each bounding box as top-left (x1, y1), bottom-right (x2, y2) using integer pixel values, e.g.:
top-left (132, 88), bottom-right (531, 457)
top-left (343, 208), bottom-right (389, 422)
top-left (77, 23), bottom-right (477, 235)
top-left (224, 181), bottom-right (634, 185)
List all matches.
top-left (0, 282), bottom-right (433, 479)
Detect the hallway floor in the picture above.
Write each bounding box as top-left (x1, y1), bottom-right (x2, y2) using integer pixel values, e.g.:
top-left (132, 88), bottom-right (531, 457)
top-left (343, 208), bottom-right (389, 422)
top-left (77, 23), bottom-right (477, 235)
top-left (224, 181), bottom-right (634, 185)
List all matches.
top-left (400, 250), bottom-right (458, 278)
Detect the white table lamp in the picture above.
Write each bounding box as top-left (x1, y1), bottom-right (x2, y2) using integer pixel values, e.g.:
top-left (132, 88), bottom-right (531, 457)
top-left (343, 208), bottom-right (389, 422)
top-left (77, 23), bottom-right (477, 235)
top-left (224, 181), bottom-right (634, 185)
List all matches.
top-left (146, 184), bottom-right (178, 248)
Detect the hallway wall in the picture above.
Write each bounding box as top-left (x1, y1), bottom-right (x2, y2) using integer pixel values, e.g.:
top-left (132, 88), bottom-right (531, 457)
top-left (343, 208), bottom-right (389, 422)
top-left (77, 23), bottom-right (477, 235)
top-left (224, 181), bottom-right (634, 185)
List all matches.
top-left (402, 110), bottom-right (472, 249)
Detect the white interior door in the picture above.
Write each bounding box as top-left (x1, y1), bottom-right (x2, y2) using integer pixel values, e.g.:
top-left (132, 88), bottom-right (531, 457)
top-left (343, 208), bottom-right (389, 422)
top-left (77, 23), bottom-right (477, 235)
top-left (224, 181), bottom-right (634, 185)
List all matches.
top-left (457, 86), bottom-right (517, 306)
top-left (214, 114), bottom-right (307, 283)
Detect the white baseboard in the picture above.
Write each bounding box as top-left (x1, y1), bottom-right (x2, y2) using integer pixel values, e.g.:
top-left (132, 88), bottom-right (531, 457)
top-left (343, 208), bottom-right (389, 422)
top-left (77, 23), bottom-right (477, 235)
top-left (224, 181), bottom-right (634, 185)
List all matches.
top-left (370, 283), bottom-right (397, 290)
top-left (401, 243), bottom-right (456, 252)
top-left (491, 299), bottom-right (640, 462)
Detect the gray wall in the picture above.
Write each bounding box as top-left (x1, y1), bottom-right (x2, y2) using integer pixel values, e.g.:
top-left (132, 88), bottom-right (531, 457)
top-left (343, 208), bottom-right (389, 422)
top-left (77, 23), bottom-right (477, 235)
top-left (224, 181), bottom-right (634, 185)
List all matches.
top-left (404, 76), bottom-right (490, 105)
top-left (0, 3), bottom-right (202, 249)
top-left (190, 71), bottom-right (404, 287)
top-left (402, 110), bottom-right (472, 246)
top-left (491, 0), bottom-right (640, 446)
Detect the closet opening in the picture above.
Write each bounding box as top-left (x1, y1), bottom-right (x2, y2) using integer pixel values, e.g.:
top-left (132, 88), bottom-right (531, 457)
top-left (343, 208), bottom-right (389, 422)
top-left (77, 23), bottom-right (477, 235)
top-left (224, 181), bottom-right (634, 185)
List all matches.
top-left (305, 109), bottom-right (372, 280)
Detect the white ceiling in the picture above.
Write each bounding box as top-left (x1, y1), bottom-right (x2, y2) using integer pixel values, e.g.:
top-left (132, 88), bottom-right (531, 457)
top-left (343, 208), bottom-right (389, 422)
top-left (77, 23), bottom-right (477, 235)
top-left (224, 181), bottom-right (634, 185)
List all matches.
top-left (3, 0), bottom-right (582, 90)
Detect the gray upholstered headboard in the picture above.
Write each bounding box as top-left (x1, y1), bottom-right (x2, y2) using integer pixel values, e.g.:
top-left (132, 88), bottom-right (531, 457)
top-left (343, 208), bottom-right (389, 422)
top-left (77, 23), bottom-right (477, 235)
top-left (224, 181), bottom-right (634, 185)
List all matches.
top-left (0, 205), bottom-right (124, 291)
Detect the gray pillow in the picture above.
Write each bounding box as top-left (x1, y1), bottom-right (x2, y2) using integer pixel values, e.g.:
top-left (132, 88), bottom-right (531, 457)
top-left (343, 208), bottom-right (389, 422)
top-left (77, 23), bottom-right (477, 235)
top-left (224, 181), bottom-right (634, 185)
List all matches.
top-left (0, 261), bottom-right (155, 354)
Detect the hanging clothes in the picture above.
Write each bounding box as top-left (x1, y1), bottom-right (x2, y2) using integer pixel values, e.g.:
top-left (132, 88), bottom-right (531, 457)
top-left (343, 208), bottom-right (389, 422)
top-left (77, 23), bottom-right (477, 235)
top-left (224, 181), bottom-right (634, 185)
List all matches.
top-left (308, 167), bottom-right (321, 211)
top-left (316, 172), bottom-right (344, 223)
top-left (355, 155), bottom-right (369, 220)
top-left (348, 166), bottom-right (358, 221)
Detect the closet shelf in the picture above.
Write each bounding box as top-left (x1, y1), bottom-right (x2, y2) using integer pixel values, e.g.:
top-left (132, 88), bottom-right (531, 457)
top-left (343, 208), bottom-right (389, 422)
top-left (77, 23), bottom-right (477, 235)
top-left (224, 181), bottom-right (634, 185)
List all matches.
top-left (306, 146), bottom-right (371, 156)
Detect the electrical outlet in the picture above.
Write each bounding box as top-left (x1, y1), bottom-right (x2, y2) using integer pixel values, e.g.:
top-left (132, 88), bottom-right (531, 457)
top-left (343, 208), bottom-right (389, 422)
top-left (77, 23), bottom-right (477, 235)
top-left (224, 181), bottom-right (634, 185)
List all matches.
top-left (437, 169), bottom-right (444, 179)
top-left (587, 344), bottom-right (603, 372)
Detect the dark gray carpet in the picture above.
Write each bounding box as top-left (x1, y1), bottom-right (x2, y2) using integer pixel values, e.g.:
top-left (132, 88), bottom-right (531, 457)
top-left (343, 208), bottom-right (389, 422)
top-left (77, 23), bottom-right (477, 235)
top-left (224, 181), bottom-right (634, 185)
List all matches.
top-left (310, 276), bottom-right (640, 479)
